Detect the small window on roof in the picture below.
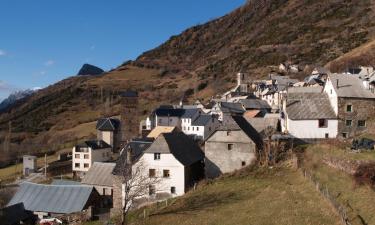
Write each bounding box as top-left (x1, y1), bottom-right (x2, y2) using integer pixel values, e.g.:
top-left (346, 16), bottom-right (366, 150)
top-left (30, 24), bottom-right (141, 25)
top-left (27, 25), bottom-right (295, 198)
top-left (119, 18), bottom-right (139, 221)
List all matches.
top-left (154, 153), bottom-right (161, 160)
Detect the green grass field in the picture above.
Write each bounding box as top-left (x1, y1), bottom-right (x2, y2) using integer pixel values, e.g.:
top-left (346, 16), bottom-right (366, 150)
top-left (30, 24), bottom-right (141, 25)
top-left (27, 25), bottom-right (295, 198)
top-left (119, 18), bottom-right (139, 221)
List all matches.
top-left (304, 145), bottom-right (375, 225)
top-left (127, 166), bottom-right (340, 225)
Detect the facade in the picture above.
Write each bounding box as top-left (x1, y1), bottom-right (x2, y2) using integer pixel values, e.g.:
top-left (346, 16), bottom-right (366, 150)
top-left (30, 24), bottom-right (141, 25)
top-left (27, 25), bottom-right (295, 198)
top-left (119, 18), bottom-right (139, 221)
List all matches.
top-left (281, 92), bottom-right (338, 139)
top-left (182, 114), bottom-right (220, 141)
top-left (23, 155), bottom-right (37, 176)
top-left (205, 116), bottom-right (263, 178)
top-left (211, 102), bottom-right (245, 121)
top-left (132, 132), bottom-right (204, 198)
top-left (72, 140), bottom-right (112, 177)
top-left (324, 74), bottom-right (375, 138)
top-left (96, 118), bottom-right (120, 152)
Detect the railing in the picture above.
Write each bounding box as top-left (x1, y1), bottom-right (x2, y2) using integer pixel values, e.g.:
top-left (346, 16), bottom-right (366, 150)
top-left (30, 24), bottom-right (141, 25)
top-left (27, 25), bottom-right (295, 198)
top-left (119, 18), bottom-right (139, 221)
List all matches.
top-left (302, 170), bottom-right (352, 225)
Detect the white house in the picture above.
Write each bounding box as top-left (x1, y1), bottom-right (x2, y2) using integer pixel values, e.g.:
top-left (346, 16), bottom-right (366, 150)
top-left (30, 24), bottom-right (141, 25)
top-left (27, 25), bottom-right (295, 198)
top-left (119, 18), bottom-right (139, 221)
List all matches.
top-left (211, 102), bottom-right (245, 121)
top-left (281, 92), bottom-right (338, 139)
top-left (130, 132), bottom-right (204, 199)
top-left (181, 114), bottom-right (220, 141)
top-left (72, 140), bottom-right (112, 177)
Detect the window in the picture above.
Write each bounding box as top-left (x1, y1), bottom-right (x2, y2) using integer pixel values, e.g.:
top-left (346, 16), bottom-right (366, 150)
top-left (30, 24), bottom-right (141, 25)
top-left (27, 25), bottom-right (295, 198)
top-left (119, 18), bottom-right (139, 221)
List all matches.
top-left (330, 89), bottom-right (333, 94)
top-left (149, 185), bottom-right (156, 196)
top-left (84, 163), bottom-right (89, 168)
top-left (325, 133), bottom-right (329, 139)
top-left (196, 127), bottom-right (199, 131)
top-left (158, 118), bottom-right (162, 124)
top-left (318, 119), bottom-right (327, 128)
top-left (346, 104), bottom-right (353, 112)
top-left (171, 186), bottom-right (176, 194)
top-left (342, 133), bottom-right (348, 138)
top-left (75, 154), bottom-right (80, 159)
top-left (163, 170), bottom-right (170, 178)
top-left (228, 144), bottom-right (233, 150)
top-left (346, 120), bottom-right (352, 127)
top-left (242, 161), bottom-right (246, 167)
top-left (358, 120), bottom-right (366, 127)
top-left (84, 154), bottom-right (89, 159)
top-left (154, 153), bottom-right (161, 160)
top-left (149, 169), bottom-right (156, 178)
top-left (227, 131), bottom-right (231, 136)
top-left (75, 163), bottom-right (80, 168)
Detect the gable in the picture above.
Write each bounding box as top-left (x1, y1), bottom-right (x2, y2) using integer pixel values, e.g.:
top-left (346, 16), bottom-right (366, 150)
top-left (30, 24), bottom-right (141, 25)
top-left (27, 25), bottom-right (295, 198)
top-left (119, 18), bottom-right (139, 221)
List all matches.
top-left (207, 130), bottom-right (254, 144)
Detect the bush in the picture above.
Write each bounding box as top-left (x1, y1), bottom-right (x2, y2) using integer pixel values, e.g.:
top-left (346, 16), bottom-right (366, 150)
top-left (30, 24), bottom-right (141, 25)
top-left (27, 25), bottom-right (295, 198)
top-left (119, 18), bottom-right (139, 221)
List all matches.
top-left (354, 162), bottom-right (375, 188)
top-left (197, 82), bottom-right (208, 91)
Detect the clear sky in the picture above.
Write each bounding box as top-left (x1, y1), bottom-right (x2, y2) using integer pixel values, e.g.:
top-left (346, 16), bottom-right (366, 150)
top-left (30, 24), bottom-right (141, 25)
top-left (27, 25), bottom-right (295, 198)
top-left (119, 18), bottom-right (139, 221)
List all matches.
top-left (0, 0), bottom-right (245, 100)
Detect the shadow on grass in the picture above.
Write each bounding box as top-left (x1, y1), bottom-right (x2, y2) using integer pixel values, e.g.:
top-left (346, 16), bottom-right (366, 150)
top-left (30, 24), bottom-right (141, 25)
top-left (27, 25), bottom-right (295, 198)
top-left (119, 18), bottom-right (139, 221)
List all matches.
top-left (150, 190), bottom-right (240, 216)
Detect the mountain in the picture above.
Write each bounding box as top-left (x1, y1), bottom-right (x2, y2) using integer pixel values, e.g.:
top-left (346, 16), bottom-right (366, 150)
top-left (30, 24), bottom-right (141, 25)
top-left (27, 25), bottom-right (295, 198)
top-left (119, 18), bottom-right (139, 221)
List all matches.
top-left (77, 64), bottom-right (104, 76)
top-left (1, 0), bottom-right (375, 161)
top-left (0, 89), bottom-right (38, 112)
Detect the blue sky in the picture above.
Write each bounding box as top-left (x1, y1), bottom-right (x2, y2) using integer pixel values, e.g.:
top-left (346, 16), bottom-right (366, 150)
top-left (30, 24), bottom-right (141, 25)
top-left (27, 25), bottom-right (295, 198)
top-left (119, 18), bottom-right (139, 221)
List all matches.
top-left (0, 0), bottom-right (245, 100)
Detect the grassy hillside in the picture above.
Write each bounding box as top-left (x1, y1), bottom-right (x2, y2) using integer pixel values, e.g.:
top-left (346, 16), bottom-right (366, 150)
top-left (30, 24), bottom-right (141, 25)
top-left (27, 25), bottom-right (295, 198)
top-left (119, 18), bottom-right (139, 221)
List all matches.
top-left (303, 144), bottom-right (375, 225)
top-left (125, 167), bottom-right (340, 225)
top-left (2, 0), bottom-right (375, 163)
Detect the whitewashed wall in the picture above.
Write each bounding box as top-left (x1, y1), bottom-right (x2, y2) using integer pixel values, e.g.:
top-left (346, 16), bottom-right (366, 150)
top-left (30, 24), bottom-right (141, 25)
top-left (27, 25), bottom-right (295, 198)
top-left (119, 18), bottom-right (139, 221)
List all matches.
top-left (323, 78), bottom-right (338, 115)
top-left (286, 118), bottom-right (338, 139)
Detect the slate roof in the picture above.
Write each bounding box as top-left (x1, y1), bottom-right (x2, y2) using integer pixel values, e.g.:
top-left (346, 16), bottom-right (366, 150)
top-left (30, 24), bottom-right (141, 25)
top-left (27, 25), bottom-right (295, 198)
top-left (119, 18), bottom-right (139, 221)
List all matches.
top-left (220, 102), bottom-right (245, 114)
top-left (96, 118), bottom-right (120, 131)
top-left (329, 74), bottom-right (375, 99)
top-left (144, 132), bottom-right (204, 166)
top-left (288, 86), bottom-right (323, 93)
top-left (214, 116), bottom-right (263, 149)
top-left (113, 138), bottom-right (153, 175)
top-left (81, 162), bottom-right (115, 187)
top-left (181, 108), bottom-right (201, 118)
top-left (76, 140), bottom-right (112, 150)
top-left (239, 99), bottom-right (271, 110)
top-left (246, 117), bottom-right (279, 134)
top-left (154, 107), bottom-right (185, 117)
top-left (51, 180), bottom-right (81, 186)
top-left (7, 182), bottom-right (95, 214)
top-left (192, 115), bottom-right (213, 126)
top-left (285, 92), bottom-right (337, 120)
top-left (313, 66), bottom-right (329, 75)
top-left (0, 203), bottom-right (33, 225)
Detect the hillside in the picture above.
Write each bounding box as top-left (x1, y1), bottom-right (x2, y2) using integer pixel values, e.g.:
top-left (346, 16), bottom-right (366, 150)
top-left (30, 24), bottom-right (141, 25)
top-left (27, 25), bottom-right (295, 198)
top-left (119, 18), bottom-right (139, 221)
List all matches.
top-left (1, 0), bottom-right (375, 162)
top-left (126, 166), bottom-right (341, 225)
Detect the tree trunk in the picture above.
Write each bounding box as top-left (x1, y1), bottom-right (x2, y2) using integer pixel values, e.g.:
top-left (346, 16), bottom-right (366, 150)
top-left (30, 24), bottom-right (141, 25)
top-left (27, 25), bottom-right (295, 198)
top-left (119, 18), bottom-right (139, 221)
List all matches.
top-left (122, 210), bottom-right (127, 225)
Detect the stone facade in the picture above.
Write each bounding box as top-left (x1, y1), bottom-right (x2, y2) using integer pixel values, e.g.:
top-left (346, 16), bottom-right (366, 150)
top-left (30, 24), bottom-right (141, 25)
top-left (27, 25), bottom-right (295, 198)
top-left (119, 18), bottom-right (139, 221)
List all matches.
top-left (337, 97), bottom-right (375, 138)
top-left (205, 130), bottom-right (257, 178)
top-left (120, 92), bottom-right (139, 148)
top-left (110, 175), bottom-right (123, 218)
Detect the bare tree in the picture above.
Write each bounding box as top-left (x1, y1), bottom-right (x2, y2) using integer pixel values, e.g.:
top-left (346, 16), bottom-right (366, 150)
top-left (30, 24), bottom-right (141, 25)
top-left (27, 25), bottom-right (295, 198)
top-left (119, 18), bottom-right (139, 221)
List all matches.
top-left (263, 126), bottom-right (276, 166)
top-left (116, 157), bottom-right (160, 225)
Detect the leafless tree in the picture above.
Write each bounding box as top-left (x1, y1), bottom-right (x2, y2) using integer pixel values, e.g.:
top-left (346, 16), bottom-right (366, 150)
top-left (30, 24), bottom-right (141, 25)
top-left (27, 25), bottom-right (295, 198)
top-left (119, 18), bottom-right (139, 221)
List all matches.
top-left (263, 126), bottom-right (276, 166)
top-left (116, 158), bottom-right (160, 225)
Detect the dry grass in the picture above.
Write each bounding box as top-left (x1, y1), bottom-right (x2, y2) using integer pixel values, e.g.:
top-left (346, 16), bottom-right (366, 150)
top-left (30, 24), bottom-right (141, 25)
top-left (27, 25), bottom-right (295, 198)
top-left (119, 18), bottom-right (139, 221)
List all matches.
top-left (304, 145), bottom-right (375, 225)
top-left (128, 167), bottom-right (340, 225)
top-left (0, 154), bottom-right (57, 183)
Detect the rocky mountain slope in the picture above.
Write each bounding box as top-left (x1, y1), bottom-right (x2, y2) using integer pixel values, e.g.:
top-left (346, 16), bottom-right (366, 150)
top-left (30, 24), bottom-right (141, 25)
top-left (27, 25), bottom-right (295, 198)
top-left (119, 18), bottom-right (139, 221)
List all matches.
top-left (1, 0), bottom-right (375, 162)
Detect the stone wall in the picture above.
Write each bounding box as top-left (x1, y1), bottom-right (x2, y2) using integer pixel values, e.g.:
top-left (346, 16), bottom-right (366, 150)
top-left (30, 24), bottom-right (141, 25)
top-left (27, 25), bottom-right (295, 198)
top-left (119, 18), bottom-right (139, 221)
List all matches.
top-left (337, 97), bottom-right (375, 138)
top-left (110, 175), bottom-right (123, 218)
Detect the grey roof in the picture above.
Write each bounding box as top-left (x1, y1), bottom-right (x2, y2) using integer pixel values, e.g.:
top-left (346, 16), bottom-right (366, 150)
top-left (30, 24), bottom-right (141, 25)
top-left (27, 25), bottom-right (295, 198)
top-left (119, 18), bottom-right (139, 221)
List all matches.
top-left (220, 102), bottom-right (245, 114)
top-left (96, 118), bottom-right (120, 131)
top-left (0, 203), bottom-right (33, 225)
top-left (214, 116), bottom-right (263, 149)
top-left (246, 118), bottom-right (279, 134)
top-left (285, 92), bottom-right (336, 120)
top-left (329, 74), bottom-right (375, 99)
top-left (51, 179), bottom-right (81, 186)
top-left (113, 138), bottom-right (153, 175)
top-left (181, 108), bottom-right (201, 118)
top-left (77, 140), bottom-right (111, 150)
top-left (7, 182), bottom-right (95, 214)
top-left (288, 86), bottom-right (323, 93)
top-left (313, 67), bottom-right (329, 75)
top-left (239, 99), bottom-right (271, 110)
top-left (154, 107), bottom-right (185, 117)
top-left (192, 115), bottom-right (213, 126)
top-left (145, 132), bottom-right (204, 166)
top-left (82, 162), bottom-right (115, 187)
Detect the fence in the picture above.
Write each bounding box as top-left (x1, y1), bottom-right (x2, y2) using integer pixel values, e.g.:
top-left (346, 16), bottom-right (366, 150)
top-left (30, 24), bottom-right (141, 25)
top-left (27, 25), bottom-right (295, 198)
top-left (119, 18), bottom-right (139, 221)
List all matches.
top-left (302, 170), bottom-right (352, 225)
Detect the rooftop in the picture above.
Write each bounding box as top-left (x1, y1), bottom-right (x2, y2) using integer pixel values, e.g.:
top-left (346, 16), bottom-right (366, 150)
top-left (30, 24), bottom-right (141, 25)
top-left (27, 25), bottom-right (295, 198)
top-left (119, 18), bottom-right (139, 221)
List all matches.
top-left (7, 182), bottom-right (95, 214)
top-left (96, 118), bottom-right (120, 131)
top-left (285, 92), bottom-right (336, 120)
top-left (329, 73), bottom-right (375, 99)
top-left (81, 162), bottom-right (116, 187)
top-left (147, 126), bottom-right (177, 139)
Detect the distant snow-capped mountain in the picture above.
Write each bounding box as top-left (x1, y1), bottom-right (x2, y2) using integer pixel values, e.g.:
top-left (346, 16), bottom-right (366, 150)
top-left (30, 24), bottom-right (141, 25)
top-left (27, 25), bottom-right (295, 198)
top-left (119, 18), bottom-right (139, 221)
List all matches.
top-left (0, 88), bottom-right (39, 111)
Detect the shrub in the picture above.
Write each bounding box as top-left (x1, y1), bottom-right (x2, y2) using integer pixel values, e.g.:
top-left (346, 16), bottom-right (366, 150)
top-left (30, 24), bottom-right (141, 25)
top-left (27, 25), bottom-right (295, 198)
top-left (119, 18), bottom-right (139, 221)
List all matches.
top-left (354, 162), bottom-right (375, 188)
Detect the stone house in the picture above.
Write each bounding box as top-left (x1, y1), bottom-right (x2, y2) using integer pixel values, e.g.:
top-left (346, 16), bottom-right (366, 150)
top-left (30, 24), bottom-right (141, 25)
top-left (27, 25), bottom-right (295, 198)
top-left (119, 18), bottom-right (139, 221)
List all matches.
top-left (324, 74), bottom-right (375, 138)
top-left (96, 118), bottom-right (121, 152)
top-left (205, 116), bottom-right (263, 178)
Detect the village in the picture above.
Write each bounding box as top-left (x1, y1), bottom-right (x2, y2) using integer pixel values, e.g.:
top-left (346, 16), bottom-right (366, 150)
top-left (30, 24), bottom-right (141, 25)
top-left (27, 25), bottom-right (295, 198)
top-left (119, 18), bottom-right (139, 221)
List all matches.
top-left (1, 64), bottom-right (375, 225)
